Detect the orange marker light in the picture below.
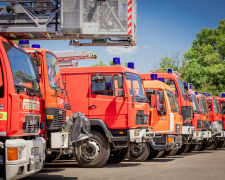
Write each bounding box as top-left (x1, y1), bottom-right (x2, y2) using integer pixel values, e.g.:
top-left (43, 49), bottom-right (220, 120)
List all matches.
top-left (168, 137), bottom-right (173, 144)
top-left (8, 148), bottom-right (18, 161)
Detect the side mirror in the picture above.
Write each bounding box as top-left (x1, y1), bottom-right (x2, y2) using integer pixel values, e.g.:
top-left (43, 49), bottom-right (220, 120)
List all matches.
top-left (158, 103), bottom-right (164, 110)
top-left (118, 75), bottom-right (123, 89)
top-left (165, 79), bottom-right (171, 85)
top-left (184, 84), bottom-right (188, 91)
top-left (94, 73), bottom-right (105, 83)
top-left (118, 90), bottom-right (124, 97)
top-left (145, 89), bottom-right (155, 94)
top-left (159, 91), bottom-right (164, 104)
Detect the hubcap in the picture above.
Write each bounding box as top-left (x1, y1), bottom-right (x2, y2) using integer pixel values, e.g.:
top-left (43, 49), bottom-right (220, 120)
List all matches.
top-left (130, 143), bottom-right (144, 157)
top-left (81, 139), bottom-right (101, 160)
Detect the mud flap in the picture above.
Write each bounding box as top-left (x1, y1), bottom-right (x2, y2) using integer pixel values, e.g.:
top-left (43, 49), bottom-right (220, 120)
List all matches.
top-left (62, 112), bottom-right (92, 143)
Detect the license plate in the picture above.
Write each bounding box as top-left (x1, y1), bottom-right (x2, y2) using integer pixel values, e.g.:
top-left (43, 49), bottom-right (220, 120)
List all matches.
top-left (30, 119), bottom-right (36, 125)
top-left (31, 147), bottom-right (39, 156)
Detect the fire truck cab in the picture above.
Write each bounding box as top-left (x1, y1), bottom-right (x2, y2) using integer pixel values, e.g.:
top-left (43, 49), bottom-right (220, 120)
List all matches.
top-left (141, 77), bottom-right (182, 157)
top-left (0, 37), bottom-right (45, 180)
top-left (60, 59), bottom-right (156, 167)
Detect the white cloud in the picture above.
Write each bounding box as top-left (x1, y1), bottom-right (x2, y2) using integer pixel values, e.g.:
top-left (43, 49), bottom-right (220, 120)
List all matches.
top-left (143, 44), bottom-right (150, 49)
top-left (102, 46), bottom-right (138, 56)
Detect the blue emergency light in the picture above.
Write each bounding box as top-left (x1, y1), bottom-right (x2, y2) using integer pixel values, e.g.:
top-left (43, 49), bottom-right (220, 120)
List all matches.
top-left (32, 44), bottom-right (41, 48)
top-left (195, 92), bottom-right (198, 95)
top-left (183, 82), bottom-right (187, 86)
top-left (168, 68), bottom-right (173, 74)
top-left (208, 93), bottom-right (211, 97)
top-left (113, 57), bottom-right (120, 65)
top-left (151, 74), bottom-right (158, 80)
top-left (222, 93), bottom-right (225, 98)
top-left (158, 77), bottom-right (165, 82)
top-left (19, 40), bottom-right (29, 44)
top-left (203, 92), bottom-right (207, 96)
top-left (40, 122), bottom-right (45, 130)
top-left (189, 85), bottom-right (192, 89)
top-left (127, 62), bottom-right (134, 69)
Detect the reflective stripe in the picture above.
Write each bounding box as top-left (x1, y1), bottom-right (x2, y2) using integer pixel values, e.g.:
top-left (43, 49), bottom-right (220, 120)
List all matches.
top-left (0, 132), bottom-right (6, 136)
top-left (169, 113), bottom-right (174, 132)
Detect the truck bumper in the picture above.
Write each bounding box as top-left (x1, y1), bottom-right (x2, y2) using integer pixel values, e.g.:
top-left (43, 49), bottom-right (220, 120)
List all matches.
top-left (5, 137), bottom-right (45, 180)
top-left (201, 130), bottom-right (212, 140)
top-left (182, 126), bottom-right (195, 135)
top-left (214, 131), bottom-right (225, 139)
top-left (150, 134), bottom-right (182, 150)
top-left (128, 129), bottom-right (155, 143)
top-left (192, 130), bottom-right (204, 141)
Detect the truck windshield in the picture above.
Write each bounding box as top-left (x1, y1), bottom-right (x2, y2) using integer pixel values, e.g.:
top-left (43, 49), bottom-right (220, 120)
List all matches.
top-left (221, 101), bottom-right (225, 114)
top-left (199, 97), bottom-right (208, 113)
top-left (125, 73), bottom-right (146, 103)
top-left (46, 52), bottom-right (62, 90)
top-left (191, 94), bottom-right (200, 113)
top-left (166, 89), bottom-right (179, 113)
top-left (213, 99), bottom-right (221, 114)
top-left (3, 41), bottom-right (39, 92)
top-left (177, 78), bottom-right (186, 100)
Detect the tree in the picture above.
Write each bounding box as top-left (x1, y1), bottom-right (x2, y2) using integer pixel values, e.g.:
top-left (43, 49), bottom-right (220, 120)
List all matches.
top-left (181, 19), bottom-right (225, 96)
top-left (152, 51), bottom-right (187, 73)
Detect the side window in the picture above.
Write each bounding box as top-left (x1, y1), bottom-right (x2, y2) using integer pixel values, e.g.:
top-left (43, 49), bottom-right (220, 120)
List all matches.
top-left (91, 75), bottom-right (113, 96)
top-left (169, 80), bottom-right (178, 98)
top-left (0, 61), bottom-right (4, 98)
top-left (114, 75), bottom-right (123, 97)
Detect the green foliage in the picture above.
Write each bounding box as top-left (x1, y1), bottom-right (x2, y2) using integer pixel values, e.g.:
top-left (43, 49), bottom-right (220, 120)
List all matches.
top-left (152, 51), bottom-right (187, 73)
top-left (181, 19), bottom-right (225, 96)
top-left (90, 60), bottom-right (127, 67)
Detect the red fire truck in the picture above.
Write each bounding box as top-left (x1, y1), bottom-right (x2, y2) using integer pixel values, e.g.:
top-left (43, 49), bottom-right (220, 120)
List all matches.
top-left (0, 36), bottom-right (45, 179)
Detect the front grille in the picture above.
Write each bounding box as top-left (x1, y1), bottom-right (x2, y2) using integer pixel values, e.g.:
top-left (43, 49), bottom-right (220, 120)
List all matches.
top-left (175, 123), bottom-right (180, 133)
top-left (203, 120), bottom-right (211, 130)
top-left (136, 110), bottom-right (148, 125)
top-left (46, 107), bottom-right (66, 130)
top-left (197, 120), bottom-right (203, 129)
top-left (24, 115), bottom-right (40, 134)
top-left (181, 106), bottom-right (193, 121)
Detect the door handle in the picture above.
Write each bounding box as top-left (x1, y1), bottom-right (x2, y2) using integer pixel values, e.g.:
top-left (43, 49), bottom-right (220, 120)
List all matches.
top-left (89, 105), bottom-right (97, 108)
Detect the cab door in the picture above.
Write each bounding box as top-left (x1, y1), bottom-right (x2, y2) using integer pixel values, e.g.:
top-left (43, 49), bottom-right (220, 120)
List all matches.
top-left (88, 73), bottom-right (128, 129)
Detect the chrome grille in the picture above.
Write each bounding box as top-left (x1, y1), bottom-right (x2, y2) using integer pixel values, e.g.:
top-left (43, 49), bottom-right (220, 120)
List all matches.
top-left (24, 115), bottom-right (40, 134)
top-left (197, 120), bottom-right (203, 129)
top-left (136, 110), bottom-right (148, 125)
top-left (203, 120), bottom-right (211, 130)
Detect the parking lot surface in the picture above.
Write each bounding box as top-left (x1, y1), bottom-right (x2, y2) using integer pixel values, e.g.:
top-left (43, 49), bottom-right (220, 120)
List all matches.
top-left (24, 148), bottom-right (225, 180)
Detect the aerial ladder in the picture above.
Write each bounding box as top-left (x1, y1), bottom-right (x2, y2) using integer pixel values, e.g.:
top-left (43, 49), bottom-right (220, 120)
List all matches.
top-left (54, 50), bottom-right (97, 67)
top-left (0, 0), bottom-right (137, 46)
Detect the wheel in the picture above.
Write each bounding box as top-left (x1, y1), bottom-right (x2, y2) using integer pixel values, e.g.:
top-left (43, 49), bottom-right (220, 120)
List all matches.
top-left (169, 148), bottom-right (179, 156)
top-left (156, 150), bottom-right (164, 158)
top-left (147, 149), bottom-right (160, 160)
top-left (74, 131), bottom-right (110, 168)
top-left (176, 144), bottom-right (190, 155)
top-left (216, 140), bottom-right (224, 148)
top-left (160, 150), bottom-right (173, 157)
top-left (207, 137), bottom-right (218, 150)
top-left (187, 144), bottom-right (197, 153)
top-left (127, 142), bottom-right (150, 162)
top-left (107, 147), bottom-right (128, 164)
top-left (198, 142), bottom-right (209, 151)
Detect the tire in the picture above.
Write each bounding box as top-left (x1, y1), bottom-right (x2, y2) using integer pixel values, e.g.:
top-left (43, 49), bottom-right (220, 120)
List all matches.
top-left (156, 150), bottom-right (165, 158)
top-left (176, 144), bottom-right (190, 155)
top-left (161, 150), bottom-right (173, 157)
top-left (207, 137), bottom-right (218, 150)
top-left (74, 131), bottom-right (110, 168)
top-left (127, 142), bottom-right (150, 162)
top-left (187, 144), bottom-right (197, 153)
top-left (198, 142), bottom-right (209, 151)
top-left (147, 149), bottom-right (160, 160)
top-left (169, 148), bottom-right (179, 156)
top-left (216, 140), bottom-right (224, 148)
top-left (107, 147), bottom-right (128, 164)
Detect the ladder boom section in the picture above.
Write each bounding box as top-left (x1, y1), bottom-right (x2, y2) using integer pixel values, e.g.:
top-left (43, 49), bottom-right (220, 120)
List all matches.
top-left (54, 50), bottom-right (97, 67)
top-left (0, 0), bottom-right (137, 46)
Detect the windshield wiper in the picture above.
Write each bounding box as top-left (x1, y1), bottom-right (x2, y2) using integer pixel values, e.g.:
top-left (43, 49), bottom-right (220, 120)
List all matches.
top-left (15, 84), bottom-right (40, 97)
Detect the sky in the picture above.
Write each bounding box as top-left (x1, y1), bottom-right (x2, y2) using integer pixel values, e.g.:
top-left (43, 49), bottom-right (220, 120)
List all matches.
top-left (29, 0), bottom-right (225, 73)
